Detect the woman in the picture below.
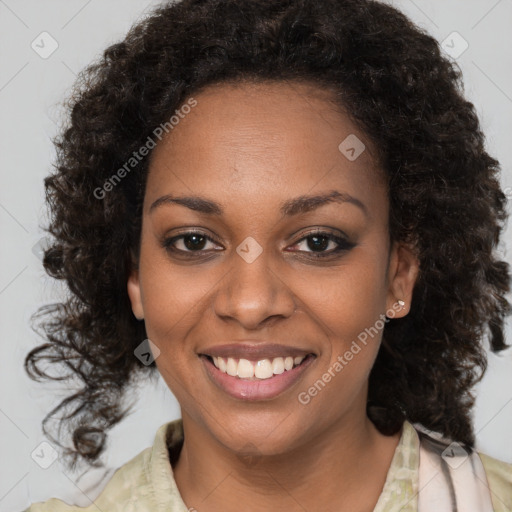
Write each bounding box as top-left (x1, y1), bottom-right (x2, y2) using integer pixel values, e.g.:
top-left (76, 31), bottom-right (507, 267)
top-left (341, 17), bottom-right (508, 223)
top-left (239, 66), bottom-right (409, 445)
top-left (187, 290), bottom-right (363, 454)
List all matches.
top-left (24, 0), bottom-right (511, 510)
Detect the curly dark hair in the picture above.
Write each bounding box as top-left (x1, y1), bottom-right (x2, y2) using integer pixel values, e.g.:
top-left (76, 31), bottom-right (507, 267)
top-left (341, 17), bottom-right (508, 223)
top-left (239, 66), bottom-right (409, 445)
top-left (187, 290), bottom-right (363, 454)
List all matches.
top-left (25, 0), bottom-right (511, 469)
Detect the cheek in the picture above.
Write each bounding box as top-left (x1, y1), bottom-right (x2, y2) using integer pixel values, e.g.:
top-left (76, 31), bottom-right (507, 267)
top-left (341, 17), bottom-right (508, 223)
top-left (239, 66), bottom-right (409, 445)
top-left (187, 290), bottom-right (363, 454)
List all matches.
top-left (140, 260), bottom-right (207, 405)
top-left (305, 249), bottom-right (389, 342)
top-left (138, 236), bottom-right (214, 336)
top-left (136, 249), bottom-right (213, 394)
top-left (294, 254), bottom-right (388, 418)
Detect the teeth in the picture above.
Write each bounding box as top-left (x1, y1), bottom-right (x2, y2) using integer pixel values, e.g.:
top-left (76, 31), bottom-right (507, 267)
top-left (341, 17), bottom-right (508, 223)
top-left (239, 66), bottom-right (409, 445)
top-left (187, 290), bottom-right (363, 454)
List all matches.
top-left (272, 357), bottom-right (285, 375)
top-left (210, 354), bottom-right (307, 380)
top-left (226, 357), bottom-right (238, 377)
top-left (237, 359), bottom-right (254, 378)
top-left (218, 357), bottom-right (227, 373)
top-left (254, 359), bottom-right (273, 379)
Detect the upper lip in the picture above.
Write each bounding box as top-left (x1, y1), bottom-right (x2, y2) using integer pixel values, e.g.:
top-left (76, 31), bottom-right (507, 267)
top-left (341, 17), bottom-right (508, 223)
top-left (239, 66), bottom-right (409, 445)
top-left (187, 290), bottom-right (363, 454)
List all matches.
top-left (199, 343), bottom-right (314, 360)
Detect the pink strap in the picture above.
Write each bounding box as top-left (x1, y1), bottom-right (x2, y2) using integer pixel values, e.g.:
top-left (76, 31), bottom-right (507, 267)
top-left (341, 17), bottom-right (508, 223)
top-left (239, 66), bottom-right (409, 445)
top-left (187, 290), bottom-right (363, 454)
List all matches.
top-left (417, 429), bottom-right (494, 511)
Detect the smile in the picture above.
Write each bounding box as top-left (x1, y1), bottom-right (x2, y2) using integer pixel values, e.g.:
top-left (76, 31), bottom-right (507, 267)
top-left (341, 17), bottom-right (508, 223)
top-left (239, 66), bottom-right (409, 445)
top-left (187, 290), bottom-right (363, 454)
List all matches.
top-left (200, 353), bottom-right (316, 400)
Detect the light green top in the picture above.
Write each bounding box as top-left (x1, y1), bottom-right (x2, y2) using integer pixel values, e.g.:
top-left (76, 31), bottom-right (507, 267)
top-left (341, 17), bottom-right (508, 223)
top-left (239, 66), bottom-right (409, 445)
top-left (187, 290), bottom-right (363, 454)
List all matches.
top-left (24, 419), bottom-right (512, 511)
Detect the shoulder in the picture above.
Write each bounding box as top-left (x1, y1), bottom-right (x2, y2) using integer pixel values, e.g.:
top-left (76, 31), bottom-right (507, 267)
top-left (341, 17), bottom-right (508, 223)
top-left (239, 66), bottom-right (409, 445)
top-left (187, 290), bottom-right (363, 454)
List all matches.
top-left (23, 420), bottom-right (183, 512)
top-left (478, 451), bottom-right (512, 512)
top-left (23, 446), bottom-right (153, 512)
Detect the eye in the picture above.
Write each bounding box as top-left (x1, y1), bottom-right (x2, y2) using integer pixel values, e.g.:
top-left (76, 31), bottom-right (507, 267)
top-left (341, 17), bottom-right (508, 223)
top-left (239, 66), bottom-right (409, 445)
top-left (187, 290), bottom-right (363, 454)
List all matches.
top-left (162, 229), bottom-right (355, 259)
top-left (288, 230), bottom-right (355, 257)
top-left (162, 231), bottom-right (222, 255)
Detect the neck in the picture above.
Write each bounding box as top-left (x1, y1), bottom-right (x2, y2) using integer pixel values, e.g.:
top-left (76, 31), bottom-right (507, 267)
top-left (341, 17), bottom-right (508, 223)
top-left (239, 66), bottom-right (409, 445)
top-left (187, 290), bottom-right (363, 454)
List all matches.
top-left (173, 407), bottom-right (401, 512)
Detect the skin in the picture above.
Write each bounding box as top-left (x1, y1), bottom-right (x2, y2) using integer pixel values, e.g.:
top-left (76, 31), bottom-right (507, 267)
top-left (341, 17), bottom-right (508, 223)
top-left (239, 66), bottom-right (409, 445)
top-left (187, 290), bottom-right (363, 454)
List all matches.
top-left (127, 80), bottom-right (419, 512)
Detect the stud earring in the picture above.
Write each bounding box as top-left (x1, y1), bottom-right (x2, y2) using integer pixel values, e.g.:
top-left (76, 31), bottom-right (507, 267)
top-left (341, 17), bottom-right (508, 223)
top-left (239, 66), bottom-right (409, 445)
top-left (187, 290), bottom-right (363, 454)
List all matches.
top-left (397, 299), bottom-right (405, 308)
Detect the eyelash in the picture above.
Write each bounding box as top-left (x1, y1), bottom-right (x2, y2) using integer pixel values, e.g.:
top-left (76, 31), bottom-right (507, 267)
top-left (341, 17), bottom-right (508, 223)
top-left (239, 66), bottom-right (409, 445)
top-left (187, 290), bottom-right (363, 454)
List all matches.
top-left (162, 229), bottom-right (355, 259)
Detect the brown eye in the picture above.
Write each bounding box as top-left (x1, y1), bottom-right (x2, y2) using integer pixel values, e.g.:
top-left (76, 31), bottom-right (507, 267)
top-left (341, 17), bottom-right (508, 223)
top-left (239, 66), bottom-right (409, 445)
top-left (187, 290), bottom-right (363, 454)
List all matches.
top-left (289, 230), bottom-right (356, 257)
top-left (181, 233), bottom-right (207, 251)
top-left (305, 235), bottom-right (331, 252)
top-left (162, 231), bottom-right (221, 254)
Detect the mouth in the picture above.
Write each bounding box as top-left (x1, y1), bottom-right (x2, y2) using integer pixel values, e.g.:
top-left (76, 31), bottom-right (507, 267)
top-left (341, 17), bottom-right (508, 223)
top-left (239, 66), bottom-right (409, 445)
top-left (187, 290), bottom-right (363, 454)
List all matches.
top-left (198, 350), bottom-right (317, 401)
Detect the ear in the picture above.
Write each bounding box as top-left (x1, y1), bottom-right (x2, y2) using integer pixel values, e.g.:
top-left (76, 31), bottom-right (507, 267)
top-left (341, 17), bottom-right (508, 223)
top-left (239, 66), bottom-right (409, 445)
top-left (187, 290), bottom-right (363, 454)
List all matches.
top-left (127, 267), bottom-right (144, 320)
top-left (385, 241), bottom-right (420, 318)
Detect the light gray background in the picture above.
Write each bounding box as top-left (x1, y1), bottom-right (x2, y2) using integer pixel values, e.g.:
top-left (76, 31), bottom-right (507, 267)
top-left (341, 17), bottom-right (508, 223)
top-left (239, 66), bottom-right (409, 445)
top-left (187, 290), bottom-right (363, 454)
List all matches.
top-left (1, 0), bottom-right (511, 510)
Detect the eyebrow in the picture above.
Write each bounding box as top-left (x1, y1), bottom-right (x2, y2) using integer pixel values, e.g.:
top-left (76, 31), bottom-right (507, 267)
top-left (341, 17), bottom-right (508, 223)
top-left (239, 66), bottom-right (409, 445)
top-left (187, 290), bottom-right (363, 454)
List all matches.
top-left (149, 190), bottom-right (367, 217)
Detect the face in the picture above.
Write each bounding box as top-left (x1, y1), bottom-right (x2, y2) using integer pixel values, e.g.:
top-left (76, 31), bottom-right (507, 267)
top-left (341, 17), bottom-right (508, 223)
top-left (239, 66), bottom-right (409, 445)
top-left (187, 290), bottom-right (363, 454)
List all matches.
top-left (128, 81), bottom-right (418, 455)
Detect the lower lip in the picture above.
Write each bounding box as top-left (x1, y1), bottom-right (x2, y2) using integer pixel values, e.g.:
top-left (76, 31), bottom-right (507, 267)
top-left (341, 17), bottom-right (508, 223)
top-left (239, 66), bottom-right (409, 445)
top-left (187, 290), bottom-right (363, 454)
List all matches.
top-left (200, 354), bottom-right (316, 401)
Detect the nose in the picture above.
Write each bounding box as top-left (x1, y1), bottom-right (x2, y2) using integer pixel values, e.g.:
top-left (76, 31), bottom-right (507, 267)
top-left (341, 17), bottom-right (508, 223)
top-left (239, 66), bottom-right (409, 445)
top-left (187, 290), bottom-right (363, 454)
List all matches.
top-left (212, 245), bottom-right (297, 330)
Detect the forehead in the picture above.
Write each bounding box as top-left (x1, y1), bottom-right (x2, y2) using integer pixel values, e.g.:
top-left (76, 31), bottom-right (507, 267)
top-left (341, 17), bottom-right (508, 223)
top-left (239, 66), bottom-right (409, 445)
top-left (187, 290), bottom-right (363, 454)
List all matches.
top-left (145, 81), bottom-right (385, 216)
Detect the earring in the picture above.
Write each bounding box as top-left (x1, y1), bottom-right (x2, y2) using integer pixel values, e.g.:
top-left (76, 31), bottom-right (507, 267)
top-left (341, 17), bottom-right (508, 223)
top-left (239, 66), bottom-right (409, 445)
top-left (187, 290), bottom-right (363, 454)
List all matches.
top-left (397, 299), bottom-right (405, 308)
